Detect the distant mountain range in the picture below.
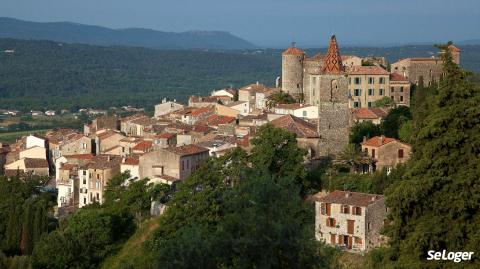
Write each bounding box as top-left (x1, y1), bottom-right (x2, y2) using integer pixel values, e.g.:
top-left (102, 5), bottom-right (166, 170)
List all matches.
top-left (0, 17), bottom-right (257, 49)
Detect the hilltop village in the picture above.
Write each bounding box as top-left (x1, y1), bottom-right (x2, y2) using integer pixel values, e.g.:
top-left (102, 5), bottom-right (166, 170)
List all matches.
top-left (0, 35), bottom-right (461, 252)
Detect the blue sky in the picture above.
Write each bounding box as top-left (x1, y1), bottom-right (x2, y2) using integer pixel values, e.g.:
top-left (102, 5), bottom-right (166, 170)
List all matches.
top-left (1, 0), bottom-right (479, 47)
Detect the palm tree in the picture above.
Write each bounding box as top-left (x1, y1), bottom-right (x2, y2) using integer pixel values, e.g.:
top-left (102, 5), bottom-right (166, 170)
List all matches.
top-left (334, 143), bottom-right (362, 173)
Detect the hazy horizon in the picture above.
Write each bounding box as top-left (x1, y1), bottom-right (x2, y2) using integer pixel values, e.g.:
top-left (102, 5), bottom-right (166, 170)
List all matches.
top-left (1, 0), bottom-right (479, 48)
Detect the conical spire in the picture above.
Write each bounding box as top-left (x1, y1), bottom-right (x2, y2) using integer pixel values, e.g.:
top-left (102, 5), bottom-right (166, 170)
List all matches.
top-left (322, 35), bottom-right (344, 74)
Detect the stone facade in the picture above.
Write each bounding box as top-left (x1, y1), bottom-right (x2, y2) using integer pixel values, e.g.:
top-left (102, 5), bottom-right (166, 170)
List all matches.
top-left (361, 136), bottom-right (411, 172)
top-left (313, 190), bottom-right (387, 252)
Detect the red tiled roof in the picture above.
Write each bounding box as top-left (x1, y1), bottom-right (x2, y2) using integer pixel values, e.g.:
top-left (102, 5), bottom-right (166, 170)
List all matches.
top-left (190, 106), bottom-right (215, 117)
top-left (123, 157), bottom-right (139, 165)
top-left (157, 132), bottom-right (176, 139)
top-left (133, 140), bottom-right (153, 151)
top-left (282, 47), bottom-right (305, 55)
top-left (275, 103), bottom-right (313, 110)
top-left (322, 35), bottom-right (345, 74)
top-left (167, 144), bottom-right (209, 156)
top-left (63, 153), bottom-right (94, 159)
top-left (197, 114), bottom-right (236, 126)
top-left (270, 114), bottom-right (319, 138)
top-left (348, 66), bottom-right (389, 75)
top-left (390, 73), bottom-right (410, 82)
top-left (352, 108), bottom-right (388, 120)
top-left (191, 125), bottom-right (214, 133)
top-left (24, 158), bottom-right (49, 168)
top-left (60, 163), bottom-right (78, 171)
top-left (361, 136), bottom-right (397, 147)
top-left (312, 190), bottom-right (384, 207)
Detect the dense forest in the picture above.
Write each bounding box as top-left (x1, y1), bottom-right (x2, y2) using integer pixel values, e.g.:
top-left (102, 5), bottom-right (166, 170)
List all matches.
top-left (1, 38), bottom-right (480, 111)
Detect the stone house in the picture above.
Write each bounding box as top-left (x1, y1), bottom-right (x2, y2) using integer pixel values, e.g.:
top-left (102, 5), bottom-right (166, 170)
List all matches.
top-left (390, 45), bottom-right (460, 86)
top-left (351, 108), bottom-right (388, 125)
top-left (5, 158), bottom-right (49, 177)
top-left (153, 133), bottom-right (177, 149)
top-left (313, 190), bottom-right (387, 252)
top-left (274, 103), bottom-right (319, 119)
top-left (270, 114), bottom-right (321, 159)
top-left (389, 73), bottom-right (411, 107)
top-left (78, 155), bottom-right (122, 207)
top-left (139, 144), bottom-right (209, 185)
top-left (347, 66), bottom-right (390, 108)
top-left (95, 130), bottom-right (126, 155)
top-left (121, 155), bottom-right (141, 181)
top-left (238, 82), bottom-right (268, 112)
top-left (120, 114), bottom-right (147, 135)
top-left (56, 163), bottom-right (79, 209)
top-left (211, 88), bottom-right (237, 99)
top-left (19, 146), bottom-right (47, 160)
top-left (154, 99), bottom-right (184, 118)
top-left (255, 87), bottom-right (278, 110)
top-left (85, 115), bottom-right (119, 136)
top-left (361, 136), bottom-right (411, 172)
top-left (216, 104), bottom-right (241, 118)
top-left (225, 101), bottom-right (250, 116)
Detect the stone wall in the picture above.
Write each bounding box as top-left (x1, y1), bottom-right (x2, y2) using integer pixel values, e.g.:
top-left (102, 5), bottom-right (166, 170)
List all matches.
top-left (365, 199), bottom-right (387, 251)
top-left (316, 75), bottom-right (350, 156)
top-left (282, 54), bottom-right (305, 100)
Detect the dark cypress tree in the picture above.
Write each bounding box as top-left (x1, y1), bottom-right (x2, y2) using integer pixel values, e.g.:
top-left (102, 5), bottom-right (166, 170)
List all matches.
top-left (378, 43), bottom-right (480, 268)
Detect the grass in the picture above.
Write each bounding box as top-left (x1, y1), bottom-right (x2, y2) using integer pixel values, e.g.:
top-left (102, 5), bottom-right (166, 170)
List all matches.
top-left (100, 217), bottom-right (161, 269)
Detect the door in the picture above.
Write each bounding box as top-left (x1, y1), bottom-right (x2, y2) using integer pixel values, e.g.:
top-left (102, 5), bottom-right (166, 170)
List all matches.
top-left (348, 236), bottom-right (353, 249)
top-left (347, 220), bottom-right (355, 235)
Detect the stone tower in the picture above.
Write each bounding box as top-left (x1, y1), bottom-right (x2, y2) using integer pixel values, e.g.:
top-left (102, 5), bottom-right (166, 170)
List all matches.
top-left (317, 35), bottom-right (350, 156)
top-left (281, 42), bottom-right (305, 100)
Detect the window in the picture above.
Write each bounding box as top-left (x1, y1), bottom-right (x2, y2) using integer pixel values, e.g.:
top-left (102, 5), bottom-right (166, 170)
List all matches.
top-left (379, 77), bottom-right (385, 84)
top-left (321, 203), bottom-right (331, 216)
top-left (353, 206), bottom-right (362, 216)
top-left (83, 179), bottom-right (86, 185)
top-left (96, 193), bottom-right (99, 201)
top-left (354, 89), bottom-right (361, 96)
top-left (326, 217), bottom-right (336, 227)
top-left (354, 77), bottom-right (361, 84)
top-left (379, 89), bottom-right (384, 96)
top-left (331, 234), bottom-right (336, 244)
top-left (368, 89), bottom-right (374, 96)
top-left (371, 149), bottom-right (376, 158)
top-left (341, 205), bottom-right (350, 214)
top-left (367, 222), bottom-right (371, 231)
top-left (368, 102), bottom-right (372, 108)
top-left (83, 170), bottom-right (86, 176)
top-left (390, 87), bottom-right (394, 93)
top-left (368, 77), bottom-right (374, 84)
top-left (303, 110), bottom-right (307, 117)
top-left (391, 96), bottom-right (394, 100)
top-left (400, 96), bottom-right (404, 102)
top-left (353, 102), bottom-right (360, 108)
top-left (400, 86), bottom-right (404, 93)
top-left (181, 160), bottom-right (185, 170)
top-left (354, 237), bottom-right (363, 245)
top-left (84, 197), bottom-right (86, 204)
top-left (398, 149), bottom-right (404, 158)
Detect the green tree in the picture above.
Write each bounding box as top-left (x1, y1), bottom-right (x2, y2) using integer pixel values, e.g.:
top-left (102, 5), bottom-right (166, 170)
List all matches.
top-left (380, 106), bottom-right (412, 138)
top-left (250, 124), bottom-right (309, 194)
top-left (398, 120), bottom-right (413, 143)
top-left (334, 143), bottom-right (362, 173)
top-left (349, 121), bottom-right (382, 145)
top-left (377, 43), bottom-right (480, 268)
top-left (266, 91), bottom-right (295, 109)
top-left (373, 96), bottom-right (395, 107)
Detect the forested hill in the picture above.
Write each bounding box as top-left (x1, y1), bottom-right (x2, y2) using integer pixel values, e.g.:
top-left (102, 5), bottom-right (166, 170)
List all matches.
top-left (0, 38), bottom-right (278, 111)
top-left (0, 38), bottom-right (479, 111)
top-left (0, 17), bottom-right (257, 50)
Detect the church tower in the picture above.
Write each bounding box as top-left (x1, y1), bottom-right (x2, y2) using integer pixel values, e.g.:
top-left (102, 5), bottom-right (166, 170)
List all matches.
top-left (281, 42), bottom-right (305, 100)
top-left (316, 35), bottom-right (350, 156)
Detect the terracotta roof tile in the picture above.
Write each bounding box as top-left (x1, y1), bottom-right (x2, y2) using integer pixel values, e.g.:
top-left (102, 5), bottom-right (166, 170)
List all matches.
top-left (167, 144), bottom-right (209, 156)
top-left (63, 153), bottom-right (94, 159)
top-left (322, 35), bottom-right (345, 74)
top-left (352, 108), bottom-right (388, 119)
top-left (282, 47), bottom-right (305, 55)
top-left (348, 66), bottom-right (389, 75)
top-left (270, 114), bottom-right (319, 138)
top-left (133, 140), bottom-right (153, 151)
top-left (361, 136), bottom-right (397, 147)
top-left (390, 73), bottom-right (410, 82)
top-left (312, 190), bottom-right (384, 207)
top-left (197, 114), bottom-right (236, 126)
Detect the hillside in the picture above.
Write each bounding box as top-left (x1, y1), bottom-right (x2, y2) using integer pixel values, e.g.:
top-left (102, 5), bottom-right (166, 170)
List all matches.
top-left (0, 38), bottom-right (278, 111)
top-left (0, 38), bottom-right (479, 111)
top-left (0, 17), bottom-right (256, 50)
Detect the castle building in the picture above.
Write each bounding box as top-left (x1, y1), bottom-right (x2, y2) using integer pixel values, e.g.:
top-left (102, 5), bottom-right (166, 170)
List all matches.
top-left (390, 45), bottom-right (460, 86)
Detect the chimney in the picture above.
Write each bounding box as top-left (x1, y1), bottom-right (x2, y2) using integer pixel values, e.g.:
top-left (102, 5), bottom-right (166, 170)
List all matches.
top-left (380, 135), bottom-right (385, 144)
top-left (345, 191), bottom-right (351, 198)
top-left (363, 136), bottom-right (367, 143)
